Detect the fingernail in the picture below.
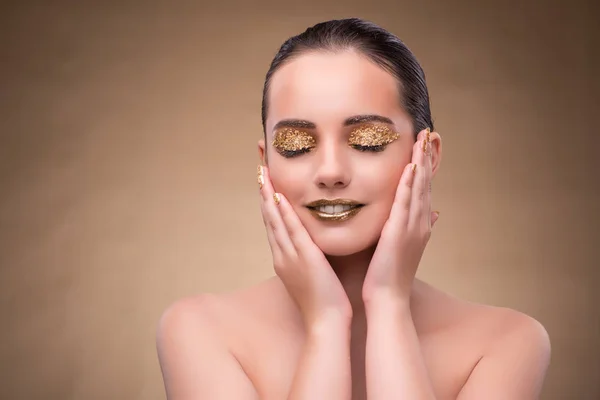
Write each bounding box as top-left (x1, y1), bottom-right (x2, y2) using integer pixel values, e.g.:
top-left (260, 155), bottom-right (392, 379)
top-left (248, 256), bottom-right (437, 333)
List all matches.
top-left (273, 193), bottom-right (281, 205)
top-left (257, 165), bottom-right (264, 189)
top-left (411, 163), bottom-right (417, 174)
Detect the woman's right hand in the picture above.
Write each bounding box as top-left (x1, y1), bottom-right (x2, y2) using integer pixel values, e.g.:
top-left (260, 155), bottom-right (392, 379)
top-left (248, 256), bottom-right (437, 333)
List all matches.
top-left (258, 165), bottom-right (353, 330)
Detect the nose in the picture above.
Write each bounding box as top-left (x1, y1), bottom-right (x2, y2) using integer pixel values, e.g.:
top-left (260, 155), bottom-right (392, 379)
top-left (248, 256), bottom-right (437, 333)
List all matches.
top-left (314, 140), bottom-right (351, 189)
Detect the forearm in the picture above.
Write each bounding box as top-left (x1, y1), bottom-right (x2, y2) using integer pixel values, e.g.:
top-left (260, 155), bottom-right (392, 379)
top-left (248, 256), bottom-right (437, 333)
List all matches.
top-left (365, 299), bottom-right (436, 400)
top-left (287, 317), bottom-right (352, 400)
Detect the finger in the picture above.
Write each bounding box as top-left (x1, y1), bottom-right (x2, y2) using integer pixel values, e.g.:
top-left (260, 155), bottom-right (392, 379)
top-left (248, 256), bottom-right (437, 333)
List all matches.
top-left (260, 198), bottom-right (283, 264)
top-left (387, 161), bottom-right (417, 226)
top-left (431, 211), bottom-right (440, 227)
top-left (425, 132), bottom-right (434, 229)
top-left (409, 129), bottom-right (431, 227)
top-left (274, 192), bottom-right (320, 256)
top-left (259, 166), bottom-right (296, 258)
top-left (258, 166), bottom-right (282, 260)
top-left (426, 131), bottom-right (438, 225)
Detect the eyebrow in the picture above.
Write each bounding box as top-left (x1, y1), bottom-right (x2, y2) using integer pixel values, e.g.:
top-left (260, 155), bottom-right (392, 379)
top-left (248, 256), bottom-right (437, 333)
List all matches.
top-left (272, 114), bottom-right (394, 131)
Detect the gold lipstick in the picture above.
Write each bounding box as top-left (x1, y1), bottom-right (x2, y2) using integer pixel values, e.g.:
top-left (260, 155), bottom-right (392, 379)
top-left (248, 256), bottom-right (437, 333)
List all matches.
top-left (305, 199), bottom-right (364, 222)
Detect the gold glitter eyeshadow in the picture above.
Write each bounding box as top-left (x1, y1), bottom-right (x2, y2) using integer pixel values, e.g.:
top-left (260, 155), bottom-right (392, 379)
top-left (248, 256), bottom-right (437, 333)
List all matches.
top-left (272, 128), bottom-right (316, 153)
top-left (348, 125), bottom-right (400, 147)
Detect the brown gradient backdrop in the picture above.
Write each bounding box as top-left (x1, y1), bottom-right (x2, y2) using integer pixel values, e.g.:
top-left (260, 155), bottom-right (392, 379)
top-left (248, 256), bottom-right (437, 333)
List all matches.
top-left (1, 0), bottom-right (598, 399)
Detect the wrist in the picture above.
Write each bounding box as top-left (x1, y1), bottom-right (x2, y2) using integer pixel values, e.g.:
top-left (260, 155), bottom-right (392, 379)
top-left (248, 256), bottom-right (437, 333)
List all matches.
top-left (364, 292), bottom-right (411, 320)
top-left (307, 312), bottom-right (352, 338)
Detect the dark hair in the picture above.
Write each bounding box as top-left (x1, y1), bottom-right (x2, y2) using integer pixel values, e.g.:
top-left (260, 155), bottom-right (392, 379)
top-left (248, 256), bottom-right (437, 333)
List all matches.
top-left (261, 18), bottom-right (433, 138)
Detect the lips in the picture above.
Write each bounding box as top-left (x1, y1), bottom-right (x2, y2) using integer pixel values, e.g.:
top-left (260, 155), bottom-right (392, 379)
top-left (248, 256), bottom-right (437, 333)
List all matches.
top-left (305, 199), bottom-right (365, 222)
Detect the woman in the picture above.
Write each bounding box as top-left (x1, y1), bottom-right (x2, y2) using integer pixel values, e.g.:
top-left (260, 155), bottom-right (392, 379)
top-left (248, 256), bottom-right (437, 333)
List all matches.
top-left (157, 18), bottom-right (551, 400)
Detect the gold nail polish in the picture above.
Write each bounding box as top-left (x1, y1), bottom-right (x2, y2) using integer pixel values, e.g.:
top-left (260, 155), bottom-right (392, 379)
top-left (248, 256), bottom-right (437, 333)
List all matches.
top-left (257, 165), bottom-right (264, 189)
top-left (411, 163), bottom-right (417, 174)
top-left (273, 193), bottom-right (281, 205)
top-left (257, 174), bottom-right (264, 189)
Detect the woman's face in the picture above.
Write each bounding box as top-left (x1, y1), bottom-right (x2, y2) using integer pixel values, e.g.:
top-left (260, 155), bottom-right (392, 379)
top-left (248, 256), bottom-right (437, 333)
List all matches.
top-left (259, 50), bottom-right (418, 257)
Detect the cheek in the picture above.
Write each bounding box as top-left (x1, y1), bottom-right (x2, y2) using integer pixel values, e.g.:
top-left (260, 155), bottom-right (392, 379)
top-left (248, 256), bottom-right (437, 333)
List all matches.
top-left (385, 167), bottom-right (404, 198)
top-left (360, 159), bottom-right (405, 202)
top-left (269, 163), bottom-right (306, 200)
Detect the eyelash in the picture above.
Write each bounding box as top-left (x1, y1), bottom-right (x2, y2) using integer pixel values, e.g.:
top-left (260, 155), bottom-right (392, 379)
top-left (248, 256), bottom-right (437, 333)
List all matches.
top-left (351, 144), bottom-right (386, 153)
top-left (278, 148), bottom-right (312, 158)
top-left (278, 144), bottom-right (387, 158)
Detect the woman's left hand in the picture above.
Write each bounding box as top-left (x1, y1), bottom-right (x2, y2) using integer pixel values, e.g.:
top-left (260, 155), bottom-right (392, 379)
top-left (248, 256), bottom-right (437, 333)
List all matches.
top-left (362, 128), bottom-right (440, 307)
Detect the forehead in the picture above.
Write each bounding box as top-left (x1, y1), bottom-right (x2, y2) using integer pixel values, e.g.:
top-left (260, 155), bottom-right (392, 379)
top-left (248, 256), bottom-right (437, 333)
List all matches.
top-left (266, 50), bottom-right (405, 131)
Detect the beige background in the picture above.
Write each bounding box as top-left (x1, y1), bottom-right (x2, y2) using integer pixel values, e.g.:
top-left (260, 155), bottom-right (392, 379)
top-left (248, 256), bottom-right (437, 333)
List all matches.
top-left (1, 0), bottom-right (598, 399)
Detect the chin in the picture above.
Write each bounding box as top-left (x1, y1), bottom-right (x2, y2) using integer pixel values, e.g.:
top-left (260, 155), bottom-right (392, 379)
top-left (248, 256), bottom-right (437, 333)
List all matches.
top-left (308, 226), bottom-right (380, 257)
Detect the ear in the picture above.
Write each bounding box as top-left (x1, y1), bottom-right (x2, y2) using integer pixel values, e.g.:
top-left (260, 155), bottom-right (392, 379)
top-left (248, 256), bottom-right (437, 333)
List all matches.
top-left (429, 131), bottom-right (442, 178)
top-left (258, 138), bottom-right (267, 165)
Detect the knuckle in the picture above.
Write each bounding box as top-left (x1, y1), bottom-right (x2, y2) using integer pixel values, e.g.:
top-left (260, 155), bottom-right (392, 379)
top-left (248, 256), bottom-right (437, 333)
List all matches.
top-left (424, 230), bottom-right (432, 241)
top-left (268, 218), bottom-right (279, 231)
top-left (287, 225), bottom-right (299, 241)
top-left (273, 259), bottom-right (285, 272)
top-left (421, 226), bottom-right (432, 241)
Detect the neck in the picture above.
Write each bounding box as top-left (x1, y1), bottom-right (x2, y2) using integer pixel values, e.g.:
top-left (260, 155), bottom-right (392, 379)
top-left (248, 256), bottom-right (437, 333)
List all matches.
top-left (326, 245), bottom-right (376, 317)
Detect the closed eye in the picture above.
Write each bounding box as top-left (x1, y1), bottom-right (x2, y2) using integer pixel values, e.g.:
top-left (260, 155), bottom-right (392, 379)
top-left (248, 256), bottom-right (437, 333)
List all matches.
top-left (277, 148), bottom-right (312, 158)
top-left (277, 144), bottom-right (387, 158)
top-left (350, 144), bottom-right (387, 152)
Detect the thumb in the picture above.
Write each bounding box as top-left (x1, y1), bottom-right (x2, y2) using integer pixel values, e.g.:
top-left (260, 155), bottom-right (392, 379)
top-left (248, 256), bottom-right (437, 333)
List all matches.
top-left (431, 211), bottom-right (440, 227)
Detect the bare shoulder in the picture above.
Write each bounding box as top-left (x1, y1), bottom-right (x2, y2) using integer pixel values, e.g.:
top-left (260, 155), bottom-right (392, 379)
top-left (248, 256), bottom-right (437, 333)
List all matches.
top-left (419, 280), bottom-right (549, 344)
top-left (418, 281), bottom-right (551, 397)
top-left (157, 291), bottom-right (239, 356)
top-left (462, 294), bottom-right (551, 360)
top-left (156, 293), bottom-right (222, 345)
top-left (157, 276), bottom-right (287, 334)
top-left (156, 293), bottom-right (261, 399)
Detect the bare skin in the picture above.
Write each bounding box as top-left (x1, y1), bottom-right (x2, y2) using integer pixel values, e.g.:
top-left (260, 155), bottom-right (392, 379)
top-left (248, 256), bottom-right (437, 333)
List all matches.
top-left (158, 276), bottom-right (548, 399)
top-left (218, 279), bottom-right (494, 399)
top-left (157, 50), bottom-right (551, 399)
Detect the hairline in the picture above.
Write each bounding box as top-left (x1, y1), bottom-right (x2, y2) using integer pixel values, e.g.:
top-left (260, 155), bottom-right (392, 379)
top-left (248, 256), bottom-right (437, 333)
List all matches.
top-left (262, 46), bottom-right (407, 138)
